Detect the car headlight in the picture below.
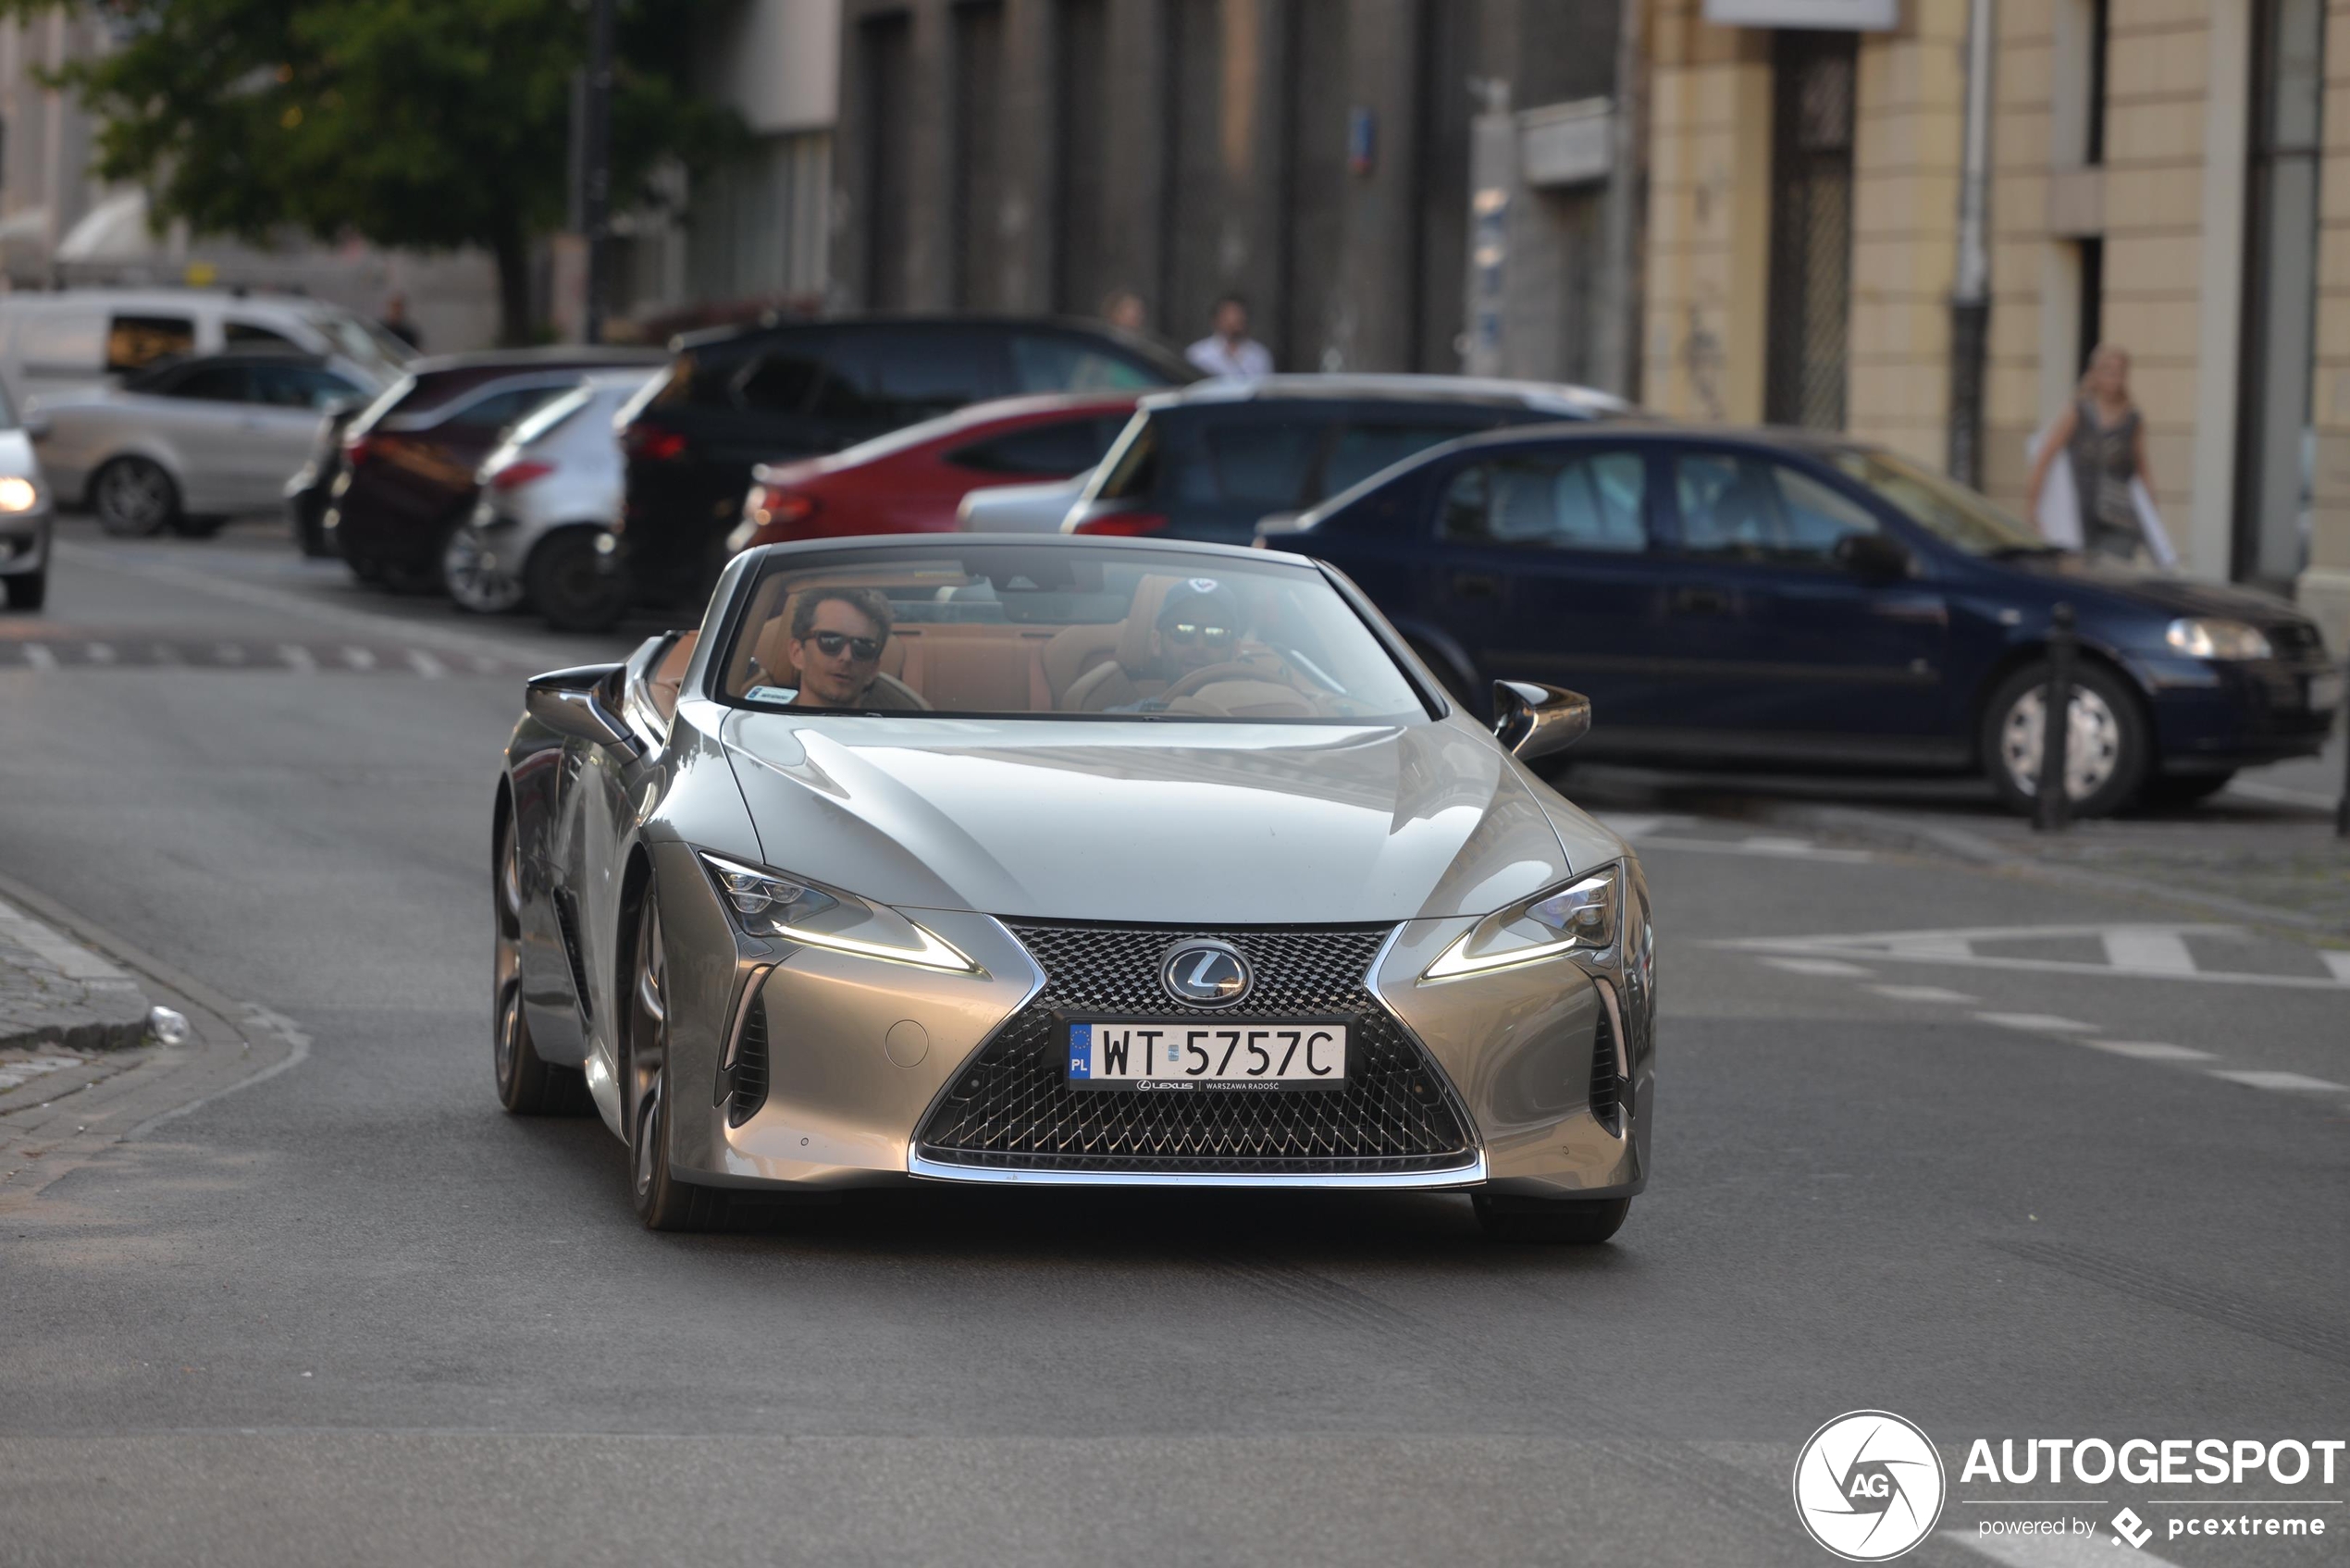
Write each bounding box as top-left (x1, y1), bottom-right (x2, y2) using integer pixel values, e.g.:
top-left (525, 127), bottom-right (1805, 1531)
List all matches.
top-left (1422, 866), bottom-right (1620, 982)
top-left (0, 476), bottom-right (37, 512)
top-left (696, 852), bottom-right (977, 973)
top-left (2165, 618), bottom-right (2272, 661)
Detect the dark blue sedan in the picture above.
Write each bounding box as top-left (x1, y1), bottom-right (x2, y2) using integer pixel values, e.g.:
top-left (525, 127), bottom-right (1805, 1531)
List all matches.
top-left (1268, 426), bottom-right (2340, 814)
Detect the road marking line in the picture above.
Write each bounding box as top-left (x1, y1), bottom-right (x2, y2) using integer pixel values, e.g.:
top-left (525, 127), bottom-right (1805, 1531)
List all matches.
top-left (1713, 922), bottom-right (2350, 991)
top-left (341, 646), bottom-right (376, 671)
top-left (406, 648), bottom-right (447, 678)
top-left (2100, 929), bottom-right (2198, 974)
top-left (1740, 833), bottom-right (1814, 852)
top-left (1869, 984), bottom-right (1977, 1003)
top-left (2210, 1069), bottom-right (2349, 1093)
top-left (1760, 957), bottom-right (1873, 977)
top-left (150, 641), bottom-right (182, 666)
top-left (21, 643), bottom-right (54, 670)
top-left (1593, 813), bottom-right (1664, 840)
top-left (83, 641), bottom-right (115, 663)
top-left (214, 642), bottom-right (246, 665)
top-left (1945, 1528), bottom-right (2185, 1567)
top-left (0, 897), bottom-right (132, 982)
top-left (1976, 1012), bottom-right (2099, 1033)
top-left (2083, 1041), bottom-right (2216, 1061)
top-left (278, 643), bottom-right (315, 673)
top-left (2322, 952), bottom-right (2350, 982)
top-left (1633, 834), bottom-right (1874, 863)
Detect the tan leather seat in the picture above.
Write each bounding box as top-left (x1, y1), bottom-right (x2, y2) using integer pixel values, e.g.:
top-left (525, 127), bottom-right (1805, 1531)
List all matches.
top-left (1041, 621), bottom-right (1123, 707)
top-left (1064, 575), bottom-right (1183, 712)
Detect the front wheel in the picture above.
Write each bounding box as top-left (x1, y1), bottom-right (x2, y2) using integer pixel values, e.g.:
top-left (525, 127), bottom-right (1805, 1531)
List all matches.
top-left (625, 890), bottom-right (730, 1231)
top-left (444, 524), bottom-right (527, 614)
top-left (1980, 660), bottom-right (2150, 818)
top-left (529, 528), bottom-right (630, 633)
top-left (92, 457), bottom-right (179, 537)
top-left (1474, 1193), bottom-right (1630, 1244)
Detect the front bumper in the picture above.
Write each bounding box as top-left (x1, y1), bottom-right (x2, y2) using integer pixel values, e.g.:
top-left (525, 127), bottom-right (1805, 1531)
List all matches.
top-left (655, 841), bottom-right (1651, 1196)
top-left (2136, 652), bottom-right (2341, 771)
top-left (0, 506), bottom-right (52, 576)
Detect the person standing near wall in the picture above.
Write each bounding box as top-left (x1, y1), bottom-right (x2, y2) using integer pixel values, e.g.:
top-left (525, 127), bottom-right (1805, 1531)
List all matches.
top-left (1185, 295), bottom-right (1273, 381)
top-left (2026, 345), bottom-right (2164, 562)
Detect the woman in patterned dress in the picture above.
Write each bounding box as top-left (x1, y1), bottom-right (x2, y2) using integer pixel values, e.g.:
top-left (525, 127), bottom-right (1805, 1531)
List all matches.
top-left (2026, 344), bottom-right (2158, 562)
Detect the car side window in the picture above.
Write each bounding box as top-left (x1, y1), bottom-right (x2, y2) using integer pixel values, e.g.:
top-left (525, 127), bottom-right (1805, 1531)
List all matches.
top-left (1674, 452), bottom-right (1879, 564)
top-left (1009, 334), bottom-right (1160, 392)
top-left (1439, 450), bottom-right (1649, 551)
top-left (1175, 417), bottom-right (1325, 507)
top-left (251, 364), bottom-right (361, 409)
top-left (168, 365), bottom-right (252, 403)
top-left (947, 416), bottom-right (1119, 476)
top-left (1321, 422), bottom-right (1492, 498)
top-left (226, 321), bottom-right (303, 352)
top-left (107, 315), bottom-right (196, 375)
top-left (810, 329), bottom-right (1001, 425)
top-left (734, 348), bottom-right (826, 413)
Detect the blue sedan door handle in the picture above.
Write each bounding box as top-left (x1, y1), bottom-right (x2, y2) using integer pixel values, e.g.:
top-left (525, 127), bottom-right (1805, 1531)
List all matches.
top-left (1673, 585), bottom-right (1730, 615)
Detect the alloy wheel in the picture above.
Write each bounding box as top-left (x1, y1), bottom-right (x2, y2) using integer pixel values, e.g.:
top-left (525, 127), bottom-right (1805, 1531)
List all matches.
top-left (1998, 683), bottom-right (2122, 802)
top-left (95, 460), bottom-right (173, 535)
top-left (444, 525), bottom-right (526, 614)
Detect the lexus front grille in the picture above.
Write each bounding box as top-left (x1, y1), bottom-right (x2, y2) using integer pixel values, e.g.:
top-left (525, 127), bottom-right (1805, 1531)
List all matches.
top-left (912, 922), bottom-right (1477, 1175)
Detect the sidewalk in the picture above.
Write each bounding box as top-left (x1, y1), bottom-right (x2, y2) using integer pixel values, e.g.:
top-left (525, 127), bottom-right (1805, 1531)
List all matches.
top-left (0, 895), bottom-right (152, 1052)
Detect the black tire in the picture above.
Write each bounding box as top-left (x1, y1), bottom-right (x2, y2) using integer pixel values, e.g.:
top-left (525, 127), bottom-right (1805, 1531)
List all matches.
top-left (530, 528), bottom-right (630, 634)
top-left (2139, 771), bottom-right (2234, 808)
top-left (625, 887), bottom-right (730, 1231)
top-left (168, 514), bottom-right (227, 539)
top-left (91, 457), bottom-right (180, 537)
top-left (295, 507), bottom-right (334, 559)
top-left (1474, 1193), bottom-right (1631, 1245)
top-left (493, 813), bottom-right (591, 1116)
top-left (347, 553), bottom-right (388, 586)
top-left (3, 570), bottom-right (43, 611)
top-left (1979, 659), bottom-right (2151, 819)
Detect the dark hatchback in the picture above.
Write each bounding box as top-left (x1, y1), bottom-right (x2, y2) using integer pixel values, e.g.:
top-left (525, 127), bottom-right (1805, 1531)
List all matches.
top-left (324, 348), bottom-right (665, 587)
top-left (1271, 425), bottom-right (2339, 814)
top-left (612, 315), bottom-right (1193, 606)
top-left (1067, 376), bottom-right (1630, 547)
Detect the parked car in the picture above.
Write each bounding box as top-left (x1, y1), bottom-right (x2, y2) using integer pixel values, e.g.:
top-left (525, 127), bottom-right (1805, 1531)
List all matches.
top-left (727, 391), bottom-right (1141, 555)
top-left (1064, 376), bottom-right (1632, 546)
top-left (1270, 424), bottom-right (2341, 815)
top-left (324, 348), bottom-right (665, 587)
top-left (282, 394), bottom-right (376, 558)
top-left (30, 352), bottom-right (382, 537)
top-left (0, 380), bottom-right (53, 610)
top-left (612, 315), bottom-right (1194, 607)
top-left (0, 287), bottom-right (412, 408)
top-left (440, 369), bottom-right (662, 627)
top-left (955, 472), bottom-right (1095, 533)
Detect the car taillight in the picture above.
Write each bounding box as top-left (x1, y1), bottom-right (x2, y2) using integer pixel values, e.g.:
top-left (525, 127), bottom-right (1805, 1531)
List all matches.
top-left (1073, 512), bottom-right (1168, 537)
top-left (487, 461), bottom-right (553, 492)
top-left (748, 487), bottom-right (818, 530)
top-left (342, 435), bottom-right (375, 466)
top-left (626, 423), bottom-right (688, 462)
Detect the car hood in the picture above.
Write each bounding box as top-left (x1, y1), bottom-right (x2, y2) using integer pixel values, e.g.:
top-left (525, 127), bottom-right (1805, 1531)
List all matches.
top-left (716, 712), bottom-right (1617, 925)
top-left (1997, 552), bottom-right (2307, 626)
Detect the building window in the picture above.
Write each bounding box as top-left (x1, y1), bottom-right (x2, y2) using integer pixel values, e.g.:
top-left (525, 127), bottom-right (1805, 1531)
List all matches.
top-left (860, 13), bottom-right (914, 310)
top-left (2076, 235), bottom-right (2104, 376)
top-left (1764, 30), bottom-right (1857, 431)
top-left (2084, 0), bottom-right (2110, 165)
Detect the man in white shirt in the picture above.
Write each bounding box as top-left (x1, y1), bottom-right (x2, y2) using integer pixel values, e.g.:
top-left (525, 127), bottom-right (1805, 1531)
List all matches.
top-left (1185, 294), bottom-right (1274, 380)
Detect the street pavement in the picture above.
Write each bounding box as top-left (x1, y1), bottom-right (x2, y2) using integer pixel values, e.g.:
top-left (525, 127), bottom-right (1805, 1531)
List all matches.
top-left (1, 519), bottom-right (2345, 1568)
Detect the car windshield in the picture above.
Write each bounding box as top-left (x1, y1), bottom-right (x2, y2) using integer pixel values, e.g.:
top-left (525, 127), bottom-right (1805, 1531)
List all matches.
top-left (720, 544), bottom-right (1429, 723)
top-left (306, 309), bottom-right (415, 377)
top-left (510, 382), bottom-right (593, 447)
top-left (1826, 447), bottom-right (2051, 555)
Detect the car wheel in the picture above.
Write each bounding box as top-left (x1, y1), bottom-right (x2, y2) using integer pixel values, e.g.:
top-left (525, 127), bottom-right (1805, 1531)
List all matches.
top-left (3, 570), bottom-right (44, 611)
top-left (443, 524), bottom-right (527, 614)
top-left (493, 813), bottom-right (590, 1116)
top-left (1473, 1193), bottom-right (1630, 1245)
top-left (2138, 771), bottom-right (2234, 809)
top-left (529, 528), bottom-right (629, 633)
top-left (1980, 660), bottom-right (2149, 819)
top-left (92, 457), bottom-right (179, 537)
top-left (625, 889), bottom-right (730, 1231)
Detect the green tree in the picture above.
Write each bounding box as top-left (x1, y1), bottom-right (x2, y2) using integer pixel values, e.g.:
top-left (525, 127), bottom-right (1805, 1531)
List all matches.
top-left (4, 0), bottom-right (740, 342)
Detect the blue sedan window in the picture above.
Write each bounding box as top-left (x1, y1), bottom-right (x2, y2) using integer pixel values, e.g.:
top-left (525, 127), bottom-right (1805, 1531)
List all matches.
top-left (1674, 452), bottom-right (1878, 563)
top-left (1440, 451), bottom-right (1648, 551)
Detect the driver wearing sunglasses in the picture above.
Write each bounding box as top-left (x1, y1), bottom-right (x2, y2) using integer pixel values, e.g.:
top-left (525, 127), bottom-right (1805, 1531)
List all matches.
top-left (1153, 580), bottom-right (1244, 676)
top-left (785, 586), bottom-right (902, 710)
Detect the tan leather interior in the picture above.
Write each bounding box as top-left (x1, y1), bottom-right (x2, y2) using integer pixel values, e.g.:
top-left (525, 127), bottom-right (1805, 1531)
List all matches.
top-left (1064, 574), bottom-right (1187, 711)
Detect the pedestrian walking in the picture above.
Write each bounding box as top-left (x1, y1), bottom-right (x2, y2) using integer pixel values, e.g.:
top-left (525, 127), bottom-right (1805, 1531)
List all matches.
top-left (2024, 343), bottom-right (2177, 565)
top-left (378, 291), bottom-right (424, 352)
top-left (1185, 294), bottom-right (1273, 381)
top-left (1099, 288), bottom-right (1148, 337)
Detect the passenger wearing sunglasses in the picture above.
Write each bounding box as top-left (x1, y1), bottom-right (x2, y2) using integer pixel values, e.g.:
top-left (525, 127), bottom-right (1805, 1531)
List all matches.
top-left (785, 586), bottom-right (909, 710)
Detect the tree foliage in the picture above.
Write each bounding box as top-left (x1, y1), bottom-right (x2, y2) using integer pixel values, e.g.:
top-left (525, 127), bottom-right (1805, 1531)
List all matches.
top-left (3, 0), bottom-right (740, 340)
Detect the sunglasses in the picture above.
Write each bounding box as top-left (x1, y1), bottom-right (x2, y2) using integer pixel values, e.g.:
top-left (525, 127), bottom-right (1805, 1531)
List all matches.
top-left (807, 631), bottom-right (884, 661)
top-left (1161, 621), bottom-right (1236, 648)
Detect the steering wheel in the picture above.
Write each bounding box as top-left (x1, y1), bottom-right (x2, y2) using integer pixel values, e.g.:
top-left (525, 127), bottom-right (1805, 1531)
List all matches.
top-left (1160, 660), bottom-right (1279, 702)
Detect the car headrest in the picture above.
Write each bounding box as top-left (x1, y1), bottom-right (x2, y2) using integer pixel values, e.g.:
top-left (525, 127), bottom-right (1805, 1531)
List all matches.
top-left (1116, 575), bottom-right (1183, 672)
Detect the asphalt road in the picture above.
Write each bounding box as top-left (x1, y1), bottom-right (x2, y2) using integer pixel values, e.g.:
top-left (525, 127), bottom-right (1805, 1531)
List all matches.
top-left (2, 522), bottom-right (2345, 1568)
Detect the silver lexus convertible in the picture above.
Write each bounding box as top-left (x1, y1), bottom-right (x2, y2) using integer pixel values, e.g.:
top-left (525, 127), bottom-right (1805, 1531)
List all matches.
top-left (494, 536), bottom-right (1653, 1241)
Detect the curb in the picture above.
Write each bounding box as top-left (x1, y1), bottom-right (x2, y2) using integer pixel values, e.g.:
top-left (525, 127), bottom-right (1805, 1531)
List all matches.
top-left (0, 897), bottom-right (154, 1053)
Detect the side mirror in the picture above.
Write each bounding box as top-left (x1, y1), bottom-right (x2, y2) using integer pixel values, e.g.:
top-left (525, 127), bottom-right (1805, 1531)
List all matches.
top-left (1491, 680), bottom-right (1591, 762)
top-left (1835, 531), bottom-right (1911, 579)
top-left (526, 663), bottom-right (637, 752)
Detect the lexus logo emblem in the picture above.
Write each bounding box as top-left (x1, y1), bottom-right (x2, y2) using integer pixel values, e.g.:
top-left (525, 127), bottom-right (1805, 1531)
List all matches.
top-left (1160, 939), bottom-right (1253, 1007)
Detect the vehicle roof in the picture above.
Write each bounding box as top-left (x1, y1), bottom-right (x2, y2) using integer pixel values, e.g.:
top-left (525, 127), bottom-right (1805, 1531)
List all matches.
top-left (406, 346), bottom-right (668, 378)
top-left (1418, 420), bottom-right (1876, 458)
top-left (1139, 373), bottom-right (1633, 417)
top-left (138, 350), bottom-right (330, 371)
top-left (742, 531), bottom-right (1301, 570)
top-left (0, 288), bottom-right (353, 315)
top-left (674, 313), bottom-right (1165, 352)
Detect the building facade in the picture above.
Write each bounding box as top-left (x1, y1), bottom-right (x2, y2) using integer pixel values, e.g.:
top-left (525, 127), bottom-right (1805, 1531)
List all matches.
top-left (1642, 0), bottom-right (2350, 647)
top-left (826, 0), bottom-right (1637, 386)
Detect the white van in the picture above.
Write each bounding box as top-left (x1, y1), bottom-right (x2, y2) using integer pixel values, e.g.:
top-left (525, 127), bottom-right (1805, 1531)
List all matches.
top-left (0, 289), bottom-right (414, 408)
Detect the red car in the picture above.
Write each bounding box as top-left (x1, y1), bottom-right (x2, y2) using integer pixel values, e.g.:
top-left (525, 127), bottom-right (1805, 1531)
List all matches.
top-left (730, 392), bottom-right (1139, 549)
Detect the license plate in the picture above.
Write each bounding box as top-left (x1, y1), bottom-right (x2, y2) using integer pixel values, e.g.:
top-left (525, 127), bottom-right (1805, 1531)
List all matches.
top-left (1066, 1020), bottom-right (1348, 1092)
top-left (2308, 672), bottom-right (2344, 715)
